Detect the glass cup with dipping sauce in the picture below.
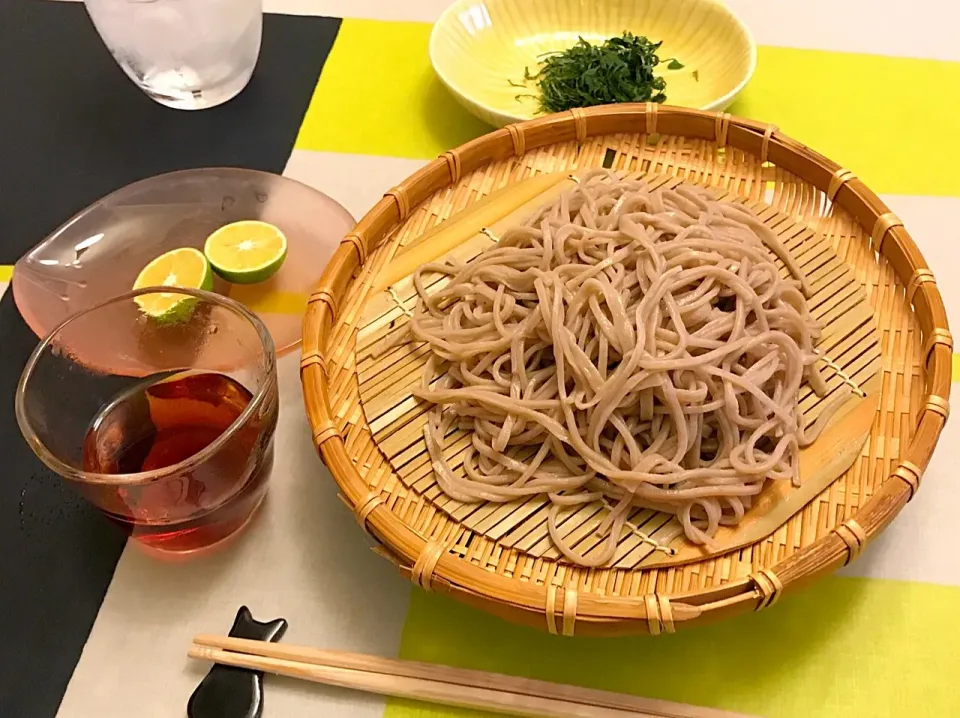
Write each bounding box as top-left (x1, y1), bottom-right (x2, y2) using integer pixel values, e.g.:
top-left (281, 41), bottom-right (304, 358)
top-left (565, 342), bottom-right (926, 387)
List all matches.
top-left (16, 288), bottom-right (278, 556)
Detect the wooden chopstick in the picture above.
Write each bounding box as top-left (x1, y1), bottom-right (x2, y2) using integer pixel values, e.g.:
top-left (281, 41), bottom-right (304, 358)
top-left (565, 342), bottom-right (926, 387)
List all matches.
top-left (189, 635), bottom-right (758, 718)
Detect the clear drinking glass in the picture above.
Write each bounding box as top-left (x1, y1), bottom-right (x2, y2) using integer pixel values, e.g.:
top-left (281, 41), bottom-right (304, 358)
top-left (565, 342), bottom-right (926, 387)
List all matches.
top-left (83, 0), bottom-right (263, 109)
top-left (16, 288), bottom-right (279, 556)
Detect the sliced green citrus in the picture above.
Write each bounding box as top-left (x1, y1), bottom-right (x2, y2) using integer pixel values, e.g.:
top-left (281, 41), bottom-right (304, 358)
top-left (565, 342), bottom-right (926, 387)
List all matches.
top-left (203, 220), bottom-right (288, 285)
top-left (132, 247), bottom-right (213, 320)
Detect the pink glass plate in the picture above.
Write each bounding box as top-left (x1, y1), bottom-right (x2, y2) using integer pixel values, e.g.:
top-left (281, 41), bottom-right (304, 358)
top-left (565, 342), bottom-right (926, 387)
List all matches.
top-left (12, 168), bottom-right (354, 356)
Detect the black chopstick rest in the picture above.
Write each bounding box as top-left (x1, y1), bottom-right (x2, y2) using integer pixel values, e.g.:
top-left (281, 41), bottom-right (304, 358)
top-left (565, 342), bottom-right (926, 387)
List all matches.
top-left (188, 606), bottom-right (288, 718)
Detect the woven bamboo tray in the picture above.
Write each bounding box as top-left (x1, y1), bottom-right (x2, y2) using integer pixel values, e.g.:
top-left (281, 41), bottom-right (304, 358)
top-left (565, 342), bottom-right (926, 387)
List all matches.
top-left (301, 104), bottom-right (951, 636)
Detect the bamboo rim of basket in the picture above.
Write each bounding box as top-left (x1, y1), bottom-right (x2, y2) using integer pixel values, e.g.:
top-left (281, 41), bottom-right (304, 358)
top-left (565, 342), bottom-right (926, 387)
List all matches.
top-left (302, 104), bottom-right (951, 632)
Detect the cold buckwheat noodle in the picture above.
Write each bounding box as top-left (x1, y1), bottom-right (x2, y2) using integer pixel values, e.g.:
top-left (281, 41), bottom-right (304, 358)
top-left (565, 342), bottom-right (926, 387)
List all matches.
top-left (409, 171), bottom-right (842, 567)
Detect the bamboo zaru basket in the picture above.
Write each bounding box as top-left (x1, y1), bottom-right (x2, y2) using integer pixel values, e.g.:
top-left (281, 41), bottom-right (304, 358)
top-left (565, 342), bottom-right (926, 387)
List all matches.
top-left (301, 105), bottom-right (951, 636)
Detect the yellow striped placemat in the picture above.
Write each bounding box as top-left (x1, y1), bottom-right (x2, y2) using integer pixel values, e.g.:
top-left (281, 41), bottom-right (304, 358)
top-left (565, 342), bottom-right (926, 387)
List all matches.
top-left (295, 19), bottom-right (960, 198)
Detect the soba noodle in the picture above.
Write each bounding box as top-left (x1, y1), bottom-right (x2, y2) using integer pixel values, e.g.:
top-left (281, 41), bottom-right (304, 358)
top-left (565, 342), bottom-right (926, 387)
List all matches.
top-left (410, 171), bottom-right (838, 567)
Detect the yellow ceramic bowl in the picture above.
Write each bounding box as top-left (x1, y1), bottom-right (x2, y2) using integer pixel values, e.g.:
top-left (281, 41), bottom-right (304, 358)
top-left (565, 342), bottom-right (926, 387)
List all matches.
top-left (429, 0), bottom-right (756, 128)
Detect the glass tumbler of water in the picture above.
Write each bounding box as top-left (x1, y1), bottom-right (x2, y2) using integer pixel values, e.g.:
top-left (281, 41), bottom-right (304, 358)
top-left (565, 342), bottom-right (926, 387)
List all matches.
top-left (83, 0), bottom-right (263, 109)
